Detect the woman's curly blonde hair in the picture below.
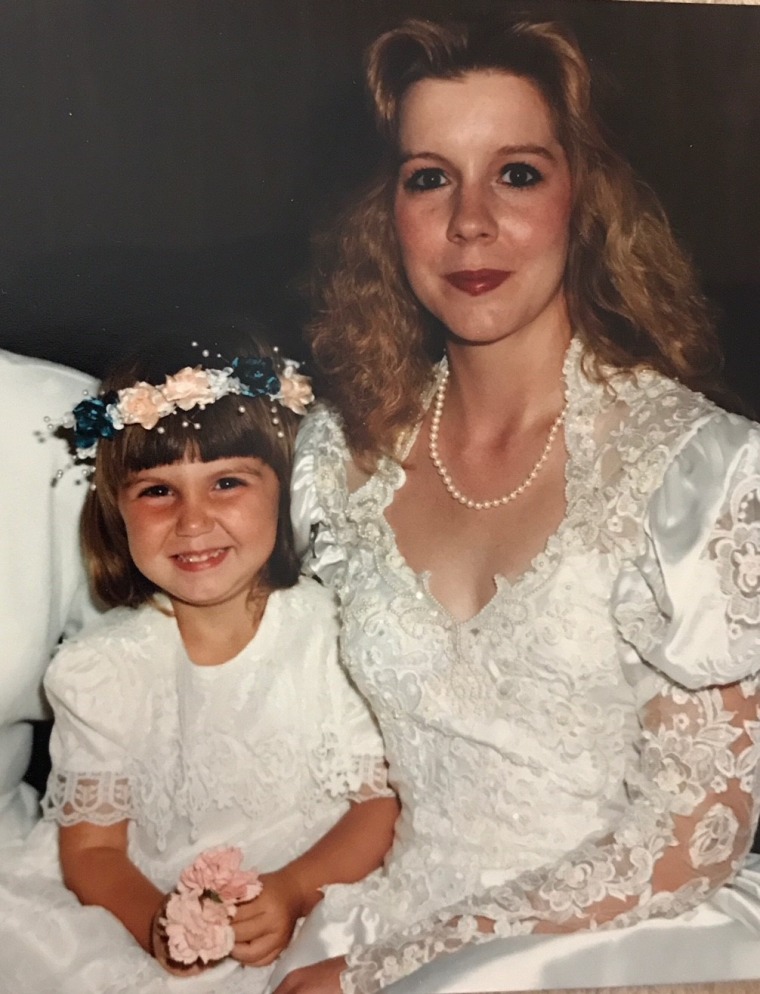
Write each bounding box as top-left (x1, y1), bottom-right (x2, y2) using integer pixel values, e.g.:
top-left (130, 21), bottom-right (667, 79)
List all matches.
top-left (308, 15), bottom-right (725, 465)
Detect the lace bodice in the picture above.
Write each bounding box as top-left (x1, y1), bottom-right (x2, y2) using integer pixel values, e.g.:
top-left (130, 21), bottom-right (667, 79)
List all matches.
top-left (290, 340), bottom-right (760, 993)
top-left (41, 578), bottom-right (389, 889)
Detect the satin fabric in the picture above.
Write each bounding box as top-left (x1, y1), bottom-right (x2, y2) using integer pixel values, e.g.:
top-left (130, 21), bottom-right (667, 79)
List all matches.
top-left (0, 349), bottom-right (98, 845)
top-left (271, 858), bottom-right (760, 992)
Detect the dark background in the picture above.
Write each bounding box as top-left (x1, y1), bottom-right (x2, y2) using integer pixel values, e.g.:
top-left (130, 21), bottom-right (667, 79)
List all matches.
top-left (0, 0), bottom-right (758, 409)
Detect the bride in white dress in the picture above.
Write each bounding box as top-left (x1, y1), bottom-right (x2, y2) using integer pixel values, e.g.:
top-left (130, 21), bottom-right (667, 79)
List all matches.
top-left (272, 14), bottom-right (760, 994)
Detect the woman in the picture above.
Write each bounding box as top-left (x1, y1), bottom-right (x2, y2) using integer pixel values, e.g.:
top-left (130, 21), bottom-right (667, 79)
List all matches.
top-left (275, 14), bottom-right (760, 994)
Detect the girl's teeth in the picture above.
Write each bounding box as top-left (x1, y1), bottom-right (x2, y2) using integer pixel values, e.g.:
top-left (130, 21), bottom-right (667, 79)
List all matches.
top-left (178, 550), bottom-right (222, 563)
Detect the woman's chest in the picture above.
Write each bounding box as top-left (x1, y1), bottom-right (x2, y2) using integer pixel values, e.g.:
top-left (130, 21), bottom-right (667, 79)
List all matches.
top-left (339, 541), bottom-right (633, 729)
top-left (384, 438), bottom-right (568, 622)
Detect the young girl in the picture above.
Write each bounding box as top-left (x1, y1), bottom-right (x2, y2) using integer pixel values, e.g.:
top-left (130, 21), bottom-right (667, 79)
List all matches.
top-left (0, 341), bottom-right (398, 994)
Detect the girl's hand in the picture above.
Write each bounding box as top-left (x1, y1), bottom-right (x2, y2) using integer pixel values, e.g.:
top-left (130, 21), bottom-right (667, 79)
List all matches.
top-left (272, 957), bottom-right (346, 994)
top-left (230, 869), bottom-right (304, 966)
top-left (150, 897), bottom-right (207, 977)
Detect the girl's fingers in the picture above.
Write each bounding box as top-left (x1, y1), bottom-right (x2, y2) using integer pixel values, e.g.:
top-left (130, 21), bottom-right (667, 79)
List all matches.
top-left (230, 932), bottom-right (284, 965)
top-left (231, 914), bottom-right (275, 943)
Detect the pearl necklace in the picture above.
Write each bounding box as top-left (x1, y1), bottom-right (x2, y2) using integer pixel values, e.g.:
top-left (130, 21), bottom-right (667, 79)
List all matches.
top-left (428, 366), bottom-right (567, 511)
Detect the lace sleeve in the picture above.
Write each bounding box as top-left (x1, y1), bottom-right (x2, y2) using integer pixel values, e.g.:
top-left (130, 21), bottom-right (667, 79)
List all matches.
top-left (341, 417), bottom-right (760, 994)
top-left (342, 677), bottom-right (760, 991)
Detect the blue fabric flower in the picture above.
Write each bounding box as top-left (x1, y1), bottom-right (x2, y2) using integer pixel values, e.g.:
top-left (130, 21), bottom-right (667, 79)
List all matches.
top-left (72, 395), bottom-right (115, 450)
top-left (231, 356), bottom-right (280, 399)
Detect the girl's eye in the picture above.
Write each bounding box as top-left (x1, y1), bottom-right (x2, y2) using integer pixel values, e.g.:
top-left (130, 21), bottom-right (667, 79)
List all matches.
top-left (215, 476), bottom-right (245, 491)
top-left (402, 167), bottom-right (448, 193)
top-left (137, 484), bottom-right (171, 498)
top-left (500, 163), bottom-right (542, 188)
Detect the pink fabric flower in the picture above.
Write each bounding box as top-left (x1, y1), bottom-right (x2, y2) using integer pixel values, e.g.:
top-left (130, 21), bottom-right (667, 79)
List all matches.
top-left (162, 366), bottom-right (217, 411)
top-left (162, 891), bottom-right (234, 965)
top-left (277, 366), bottom-right (314, 415)
top-left (179, 846), bottom-right (263, 906)
top-left (116, 382), bottom-right (173, 429)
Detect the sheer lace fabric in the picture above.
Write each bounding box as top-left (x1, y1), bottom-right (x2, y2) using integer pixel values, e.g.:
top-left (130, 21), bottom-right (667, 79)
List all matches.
top-left (290, 340), bottom-right (760, 993)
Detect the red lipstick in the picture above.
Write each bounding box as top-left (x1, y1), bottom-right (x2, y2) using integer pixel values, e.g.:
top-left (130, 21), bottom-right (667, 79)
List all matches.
top-left (445, 269), bottom-right (510, 296)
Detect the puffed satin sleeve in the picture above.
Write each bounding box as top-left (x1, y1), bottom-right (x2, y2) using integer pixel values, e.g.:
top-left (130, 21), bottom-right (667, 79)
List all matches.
top-left (291, 410), bottom-right (348, 587)
top-left (340, 414), bottom-right (760, 994)
top-left (613, 414), bottom-right (760, 698)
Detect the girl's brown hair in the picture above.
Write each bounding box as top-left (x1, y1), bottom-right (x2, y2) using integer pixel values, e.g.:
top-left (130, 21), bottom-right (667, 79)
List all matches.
top-left (308, 15), bottom-right (726, 464)
top-left (82, 341), bottom-right (300, 609)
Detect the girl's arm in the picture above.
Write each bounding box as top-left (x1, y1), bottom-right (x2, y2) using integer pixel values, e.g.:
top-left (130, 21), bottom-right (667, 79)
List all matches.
top-left (59, 819), bottom-right (163, 952)
top-left (60, 818), bottom-right (202, 977)
top-left (231, 794), bottom-right (399, 966)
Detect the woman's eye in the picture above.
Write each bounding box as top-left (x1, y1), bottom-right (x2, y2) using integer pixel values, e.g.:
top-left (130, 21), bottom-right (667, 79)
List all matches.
top-left (402, 167), bottom-right (448, 193)
top-left (500, 163), bottom-right (542, 188)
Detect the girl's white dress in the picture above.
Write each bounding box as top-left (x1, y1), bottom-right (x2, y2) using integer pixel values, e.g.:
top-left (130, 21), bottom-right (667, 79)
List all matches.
top-left (0, 577), bottom-right (389, 994)
top-left (279, 338), bottom-right (760, 994)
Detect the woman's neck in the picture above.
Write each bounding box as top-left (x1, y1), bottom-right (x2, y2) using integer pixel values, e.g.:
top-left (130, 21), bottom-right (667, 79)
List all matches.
top-left (444, 321), bottom-right (572, 445)
top-left (171, 588), bottom-right (270, 666)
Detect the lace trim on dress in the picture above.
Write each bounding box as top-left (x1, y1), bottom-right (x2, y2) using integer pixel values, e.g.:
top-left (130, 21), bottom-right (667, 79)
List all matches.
top-left (310, 732), bottom-right (392, 804)
top-left (42, 770), bottom-right (132, 826)
top-left (347, 756), bottom-right (395, 804)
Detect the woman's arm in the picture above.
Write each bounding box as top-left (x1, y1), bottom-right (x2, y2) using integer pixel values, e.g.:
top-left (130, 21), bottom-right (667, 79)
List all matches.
top-left (340, 675), bottom-right (760, 993)
top-left (231, 794), bottom-right (399, 966)
top-left (59, 819), bottom-right (163, 952)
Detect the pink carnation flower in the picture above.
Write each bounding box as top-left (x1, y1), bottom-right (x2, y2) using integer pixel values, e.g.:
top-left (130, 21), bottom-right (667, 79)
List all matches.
top-left (179, 845), bottom-right (263, 906)
top-left (162, 891), bottom-right (234, 965)
top-left (162, 366), bottom-right (217, 411)
top-left (277, 366), bottom-right (314, 415)
top-left (116, 382), bottom-right (173, 430)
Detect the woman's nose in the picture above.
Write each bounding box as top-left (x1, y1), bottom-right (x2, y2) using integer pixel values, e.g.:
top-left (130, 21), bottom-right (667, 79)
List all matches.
top-left (175, 496), bottom-right (213, 536)
top-left (446, 183), bottom-right (498, 244)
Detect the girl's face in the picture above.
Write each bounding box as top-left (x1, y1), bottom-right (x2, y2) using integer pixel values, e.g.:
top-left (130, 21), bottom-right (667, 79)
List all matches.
top-left (118, 455), bottom-right (279, 612)
top-left (393, 71), bottom-right (573, 347)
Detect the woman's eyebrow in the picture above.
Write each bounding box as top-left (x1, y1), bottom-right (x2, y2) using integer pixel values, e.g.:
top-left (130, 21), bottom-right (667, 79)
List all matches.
top-left (398, 144), bottom-right (558, 165)
top-left (496, 143), bottom-right (557, 162)
top-left (397, 150), bottom-right (447, 165)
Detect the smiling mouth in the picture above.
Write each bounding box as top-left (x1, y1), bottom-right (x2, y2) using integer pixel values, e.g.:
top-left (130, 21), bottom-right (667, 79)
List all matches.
top-left (445, 269), bottom-right (511, 296)
top-left (173, 548), bottom-right (228, 569)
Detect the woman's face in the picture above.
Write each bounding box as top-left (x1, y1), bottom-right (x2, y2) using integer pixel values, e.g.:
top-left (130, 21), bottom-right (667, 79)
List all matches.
top-left (393, 71), bottom-right (573, 347)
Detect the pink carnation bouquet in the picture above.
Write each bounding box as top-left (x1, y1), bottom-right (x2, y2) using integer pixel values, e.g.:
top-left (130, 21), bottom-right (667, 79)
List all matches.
top-left (159, 846), bottom-right (262, 966)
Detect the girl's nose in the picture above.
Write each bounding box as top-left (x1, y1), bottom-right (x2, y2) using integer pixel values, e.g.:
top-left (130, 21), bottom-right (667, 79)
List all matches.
top-left (446, 183), bottom-right (498, 244)
top-left (175, 497), bottom-right (213, 536)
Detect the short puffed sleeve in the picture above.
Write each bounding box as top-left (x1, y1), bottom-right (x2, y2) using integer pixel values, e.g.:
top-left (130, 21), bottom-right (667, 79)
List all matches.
top-left (613, 413), bottom-right (760, 695)
top-left (41, 613), bottom-right (148, 826)
top-left (289, 579), bottom-right (391, 804)
top-left (291, 407), bottom-right (349, 586)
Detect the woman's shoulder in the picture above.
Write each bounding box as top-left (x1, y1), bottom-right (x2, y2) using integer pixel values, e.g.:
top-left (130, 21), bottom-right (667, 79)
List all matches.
top-left (296, 401), bottom-right (346, 451)
top-left (608, 364), bottom-right (756, 462)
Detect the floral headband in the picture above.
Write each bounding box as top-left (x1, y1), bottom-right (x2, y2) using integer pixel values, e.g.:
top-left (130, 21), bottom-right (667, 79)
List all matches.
top-left (55, 350), bottom-right (313, 462)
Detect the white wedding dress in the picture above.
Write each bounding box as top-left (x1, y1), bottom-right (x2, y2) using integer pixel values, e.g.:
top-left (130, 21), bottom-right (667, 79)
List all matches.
top-left (280, 339), bottom-right (760, 993)
top-left (0, 578), bottom-right (389, 994)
